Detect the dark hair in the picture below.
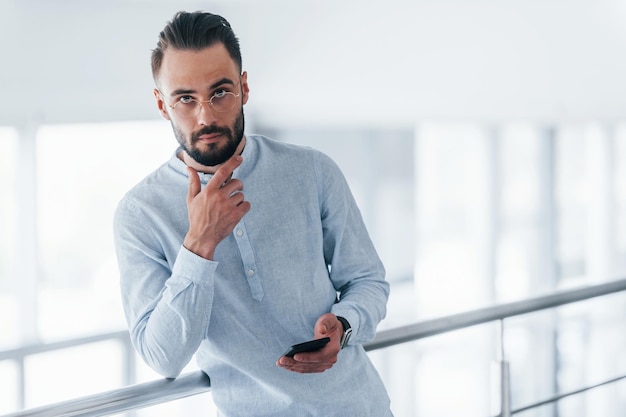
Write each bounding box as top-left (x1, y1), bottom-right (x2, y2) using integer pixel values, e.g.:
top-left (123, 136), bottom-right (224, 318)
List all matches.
top-left (151, 11), bottom-right (242, 82)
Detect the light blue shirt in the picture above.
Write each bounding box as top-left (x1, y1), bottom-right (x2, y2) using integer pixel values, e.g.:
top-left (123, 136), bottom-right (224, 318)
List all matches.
top-left (114, 135), bottom-right (392, 417)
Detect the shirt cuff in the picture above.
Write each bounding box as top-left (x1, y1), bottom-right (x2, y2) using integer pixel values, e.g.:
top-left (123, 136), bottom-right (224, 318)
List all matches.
top-left (331, 307), bottom-right (360, 343)
top-left (172, 245), bottom-right (219, 286)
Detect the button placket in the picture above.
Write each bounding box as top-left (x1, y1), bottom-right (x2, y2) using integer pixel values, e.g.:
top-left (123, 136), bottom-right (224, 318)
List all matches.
top-left (232, 221), bottom-right (263, 301)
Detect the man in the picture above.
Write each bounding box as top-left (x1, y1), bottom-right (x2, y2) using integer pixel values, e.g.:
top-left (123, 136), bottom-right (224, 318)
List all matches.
top-left (114, 10), bottom-right (393, 416)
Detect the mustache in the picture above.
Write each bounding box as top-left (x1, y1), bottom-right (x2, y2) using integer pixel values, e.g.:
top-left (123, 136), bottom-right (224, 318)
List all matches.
top-left (191, 125), bottom-right (231, 143)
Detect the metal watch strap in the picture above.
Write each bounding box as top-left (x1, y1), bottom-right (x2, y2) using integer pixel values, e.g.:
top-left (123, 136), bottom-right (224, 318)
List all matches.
top-left (336, 316), bottom-right (352, 349)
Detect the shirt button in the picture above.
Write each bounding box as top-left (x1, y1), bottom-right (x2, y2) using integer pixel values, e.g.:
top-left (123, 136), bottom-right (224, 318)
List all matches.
top-left (236, 229), bottom-right (244, 237)
top-left (247, 269), bottom-right (255, 277)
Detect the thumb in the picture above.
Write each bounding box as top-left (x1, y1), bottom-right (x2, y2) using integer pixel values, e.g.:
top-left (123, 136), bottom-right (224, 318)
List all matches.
top-left (187, 166), bottom-right (201, 205)
top-left (314, 313), bottom-right (337, 337)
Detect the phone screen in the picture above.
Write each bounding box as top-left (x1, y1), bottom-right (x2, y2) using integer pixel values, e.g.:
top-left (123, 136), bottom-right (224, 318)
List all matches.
top-left (282, 337), bottom-right (331, 357)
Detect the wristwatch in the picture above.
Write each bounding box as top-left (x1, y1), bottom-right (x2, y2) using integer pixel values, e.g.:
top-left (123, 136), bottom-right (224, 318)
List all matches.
top-left (336, 316), bottom-right (352, 349)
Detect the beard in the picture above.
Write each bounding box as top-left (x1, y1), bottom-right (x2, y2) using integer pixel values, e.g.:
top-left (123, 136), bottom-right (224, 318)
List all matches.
top-left (173, 107), bottom-right (245, 167)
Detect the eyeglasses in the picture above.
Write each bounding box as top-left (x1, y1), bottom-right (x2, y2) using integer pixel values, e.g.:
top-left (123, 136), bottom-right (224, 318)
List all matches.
top-left (164, 85), bottom-right (241, 119)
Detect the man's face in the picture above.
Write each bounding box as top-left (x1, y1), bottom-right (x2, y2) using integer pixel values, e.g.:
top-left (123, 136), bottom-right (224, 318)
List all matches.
top-left (154, 44), bottom-right (249, 167)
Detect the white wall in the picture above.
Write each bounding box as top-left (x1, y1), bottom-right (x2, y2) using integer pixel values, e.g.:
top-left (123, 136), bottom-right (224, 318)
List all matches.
top-left (2, 0), bottom-right (626, 128)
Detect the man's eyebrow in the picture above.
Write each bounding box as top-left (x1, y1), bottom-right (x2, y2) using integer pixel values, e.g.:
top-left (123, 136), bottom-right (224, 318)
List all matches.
top-left (168, 78), bottom-right (236, 97)
top-left (209, 77), bottom-right (236, 90)
top-left (169, 88), bottom-right (196, 97)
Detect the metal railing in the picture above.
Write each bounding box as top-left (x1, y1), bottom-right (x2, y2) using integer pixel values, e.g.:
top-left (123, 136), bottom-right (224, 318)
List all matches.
top-left (2, 278), bottom-right (626, 417)
top-left (0, 331), bottom-right (135, 413)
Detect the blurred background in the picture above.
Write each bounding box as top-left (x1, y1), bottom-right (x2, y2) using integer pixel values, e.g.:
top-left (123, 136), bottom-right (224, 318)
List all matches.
top-left (1, 0), bottom-right (626, 416)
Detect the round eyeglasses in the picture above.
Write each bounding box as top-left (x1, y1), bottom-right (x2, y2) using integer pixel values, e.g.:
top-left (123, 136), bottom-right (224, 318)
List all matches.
top-left (165, 87), bottom-right (241, 119)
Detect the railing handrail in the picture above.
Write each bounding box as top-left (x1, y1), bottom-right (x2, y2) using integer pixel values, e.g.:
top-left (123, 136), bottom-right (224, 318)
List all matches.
top-left (3, 277), bottom-right (625, 417)
top-left (365, 277), bottom-right (626, 351)
top-left (2, 371), bottom-right (211, 417)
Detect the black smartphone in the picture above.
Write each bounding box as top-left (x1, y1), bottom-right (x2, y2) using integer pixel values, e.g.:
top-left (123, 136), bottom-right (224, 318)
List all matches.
top-left (282, 337), bottom-right (331, 357)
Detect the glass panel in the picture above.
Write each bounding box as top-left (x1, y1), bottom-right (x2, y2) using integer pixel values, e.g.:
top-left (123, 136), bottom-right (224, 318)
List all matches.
top-left (556, 292), bottom-right (626, 417)
top-left (0, 127), bottom-right (19, 350)
top-left (556, 377), bottom-right (626, 417)
top-left (506, 309), bottom-right (559, 417)
top-left (554, 127), bottom-right (586, 282)
top-left (614, 124), bottom-right (626, 268)
top-left (368, 323), bottom-right (495, 417)
top-left (496, 125), bottom-right (543, 301)
top-left (36, 120), bottom-right (173, 340)
top-left (24, 340), bottom-right (123, 408)
top-left (0, 360), bottom-right (19, 414)
top-left (414, 123), bottom-right (490, 315)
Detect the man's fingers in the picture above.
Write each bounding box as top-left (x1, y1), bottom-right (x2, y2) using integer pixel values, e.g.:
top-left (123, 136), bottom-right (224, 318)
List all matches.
top-left (228, 188), bottom-right (249, 207)
top-left (314, 313), bottom-right (339, 338)
top-left (187, 167), bottom-right (201, 204)
top-left (209, 155), bottom-right (243, 189)
top-left (277, 356), bottom-right (334, 373)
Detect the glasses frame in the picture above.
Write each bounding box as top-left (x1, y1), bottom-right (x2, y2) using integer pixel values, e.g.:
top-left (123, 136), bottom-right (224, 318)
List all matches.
top-left (160, 81), bottom-right (242, 119)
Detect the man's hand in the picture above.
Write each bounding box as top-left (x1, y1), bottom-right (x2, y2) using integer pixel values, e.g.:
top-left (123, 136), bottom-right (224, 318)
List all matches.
top-left (183, 155), bottom-right (251, 260)
top-left (276, 313), bottom-right (344, 373)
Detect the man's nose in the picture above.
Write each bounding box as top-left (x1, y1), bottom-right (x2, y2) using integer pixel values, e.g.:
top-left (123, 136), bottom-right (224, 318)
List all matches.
top-left (196, 101), bottom-right (218, 125)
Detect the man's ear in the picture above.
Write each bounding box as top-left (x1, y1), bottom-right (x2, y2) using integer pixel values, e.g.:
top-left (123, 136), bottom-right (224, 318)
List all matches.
top-left (241, 71), bottom-right (250, 105)
top-left (153, 88), bottom-right (171, 120)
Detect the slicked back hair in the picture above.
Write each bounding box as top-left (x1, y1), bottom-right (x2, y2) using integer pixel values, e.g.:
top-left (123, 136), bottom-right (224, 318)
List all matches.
top-left (151, 11), bottom-right (242, 83)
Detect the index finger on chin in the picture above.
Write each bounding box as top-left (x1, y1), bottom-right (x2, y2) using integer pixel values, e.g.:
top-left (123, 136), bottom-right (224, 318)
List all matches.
top-left (209, 155), bottom-right (243, 189)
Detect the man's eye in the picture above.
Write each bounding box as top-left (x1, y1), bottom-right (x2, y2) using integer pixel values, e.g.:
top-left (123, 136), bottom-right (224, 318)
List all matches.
top-left (213, 89), bottom-right (227, 98)
top-left (179, 96), bottom-right (195, 104)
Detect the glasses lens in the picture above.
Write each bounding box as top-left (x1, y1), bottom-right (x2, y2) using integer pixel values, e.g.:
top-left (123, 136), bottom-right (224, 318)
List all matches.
top-left (174, 100), bottom-right (199, 119)
top-left (211, 92), bottom-right (237, 113)
top-left (171, 90), bottom-right (239, 118)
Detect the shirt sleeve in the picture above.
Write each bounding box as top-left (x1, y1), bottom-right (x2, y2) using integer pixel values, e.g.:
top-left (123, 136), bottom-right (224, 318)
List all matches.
top-left (113, 197), bottom-right (217, 378)
top-left (314, 152), bottom-right (390, 345)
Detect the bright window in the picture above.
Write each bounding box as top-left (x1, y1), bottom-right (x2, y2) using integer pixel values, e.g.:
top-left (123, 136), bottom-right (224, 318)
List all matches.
top-left (36, 120), bottom-right (173, 340)
top-left (0, 127), bottom-right (19, 350)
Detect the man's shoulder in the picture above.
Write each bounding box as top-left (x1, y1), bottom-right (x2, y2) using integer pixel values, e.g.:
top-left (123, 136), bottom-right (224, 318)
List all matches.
top-left (248, 134), bottom-right (331, 163)
top-left (118, 155), bottom-right (184, 208)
